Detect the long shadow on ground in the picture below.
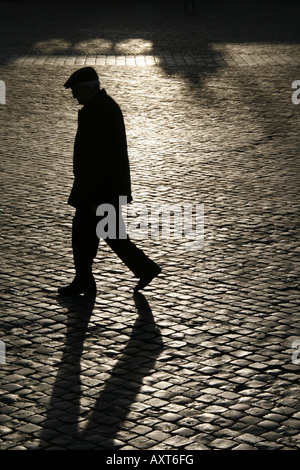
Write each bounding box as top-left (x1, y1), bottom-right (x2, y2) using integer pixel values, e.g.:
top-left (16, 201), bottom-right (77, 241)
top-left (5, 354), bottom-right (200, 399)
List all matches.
top-left (38, 292), bottom-right (163, 450)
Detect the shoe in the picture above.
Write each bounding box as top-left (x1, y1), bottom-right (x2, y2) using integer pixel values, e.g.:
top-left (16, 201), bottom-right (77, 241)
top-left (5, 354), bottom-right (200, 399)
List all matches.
top-left (134, 265), bottom-right (162, 292)
top-left (58, 275), bottom-right (96, 296)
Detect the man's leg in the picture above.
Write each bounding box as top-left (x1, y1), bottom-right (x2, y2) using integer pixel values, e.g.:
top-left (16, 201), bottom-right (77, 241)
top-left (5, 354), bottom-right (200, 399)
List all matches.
top-left (59, 204), bottom-right (161, 295)
top-left (105, 209), bottom-right (161, 291)
top-left (58, 207), bottom-right (98, 295)
top-left (72, 207), bottom-right (99, 280)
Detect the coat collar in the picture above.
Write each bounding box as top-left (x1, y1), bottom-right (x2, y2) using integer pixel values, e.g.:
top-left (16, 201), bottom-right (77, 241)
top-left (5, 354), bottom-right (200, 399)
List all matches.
top-left (81, 88), bottom-right (107, 110)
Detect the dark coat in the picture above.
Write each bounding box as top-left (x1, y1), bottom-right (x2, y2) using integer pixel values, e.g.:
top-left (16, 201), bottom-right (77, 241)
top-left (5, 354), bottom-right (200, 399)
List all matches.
top-left (68, 89), bottom-right (132, 208)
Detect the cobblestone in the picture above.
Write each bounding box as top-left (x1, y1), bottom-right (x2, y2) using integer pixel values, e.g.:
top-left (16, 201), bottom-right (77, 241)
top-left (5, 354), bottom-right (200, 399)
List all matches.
top-left (1, 52), bottom-right (300, 67)
top-left (1, 0), bottom-right (300, 453)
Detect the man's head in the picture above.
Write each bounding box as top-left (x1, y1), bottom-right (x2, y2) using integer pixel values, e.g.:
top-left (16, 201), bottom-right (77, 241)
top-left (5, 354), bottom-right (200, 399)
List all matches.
top-left (64, 67), bottom-right (100, 105)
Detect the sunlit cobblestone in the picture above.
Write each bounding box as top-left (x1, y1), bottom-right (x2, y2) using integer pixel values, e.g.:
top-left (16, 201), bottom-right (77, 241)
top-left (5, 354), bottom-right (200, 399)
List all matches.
top-left (1, 52), bottom-right (300, 67)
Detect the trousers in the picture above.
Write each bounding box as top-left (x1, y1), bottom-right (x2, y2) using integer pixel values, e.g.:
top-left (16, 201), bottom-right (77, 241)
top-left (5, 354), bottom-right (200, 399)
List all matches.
top-left (72, 206), bottom-right (158, 280)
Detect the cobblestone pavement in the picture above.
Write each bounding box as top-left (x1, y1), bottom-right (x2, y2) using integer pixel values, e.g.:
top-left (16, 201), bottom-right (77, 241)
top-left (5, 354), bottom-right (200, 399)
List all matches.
top-left (0, 0), bottom-right (300, 451)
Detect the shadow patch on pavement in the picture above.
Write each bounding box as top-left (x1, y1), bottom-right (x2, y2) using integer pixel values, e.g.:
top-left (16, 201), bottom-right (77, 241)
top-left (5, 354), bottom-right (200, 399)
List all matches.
top-left (1, 0), bottom-right (300, 87)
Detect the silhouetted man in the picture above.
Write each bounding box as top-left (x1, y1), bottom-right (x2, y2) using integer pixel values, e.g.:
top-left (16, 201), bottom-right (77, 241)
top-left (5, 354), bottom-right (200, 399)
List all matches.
top-left (58, 67), bottom-right (161, 296)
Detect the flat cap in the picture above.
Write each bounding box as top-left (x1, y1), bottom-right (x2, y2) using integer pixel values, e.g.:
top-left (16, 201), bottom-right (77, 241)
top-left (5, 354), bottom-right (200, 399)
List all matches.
top-left (64, 67), bottom-right (99, 89)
